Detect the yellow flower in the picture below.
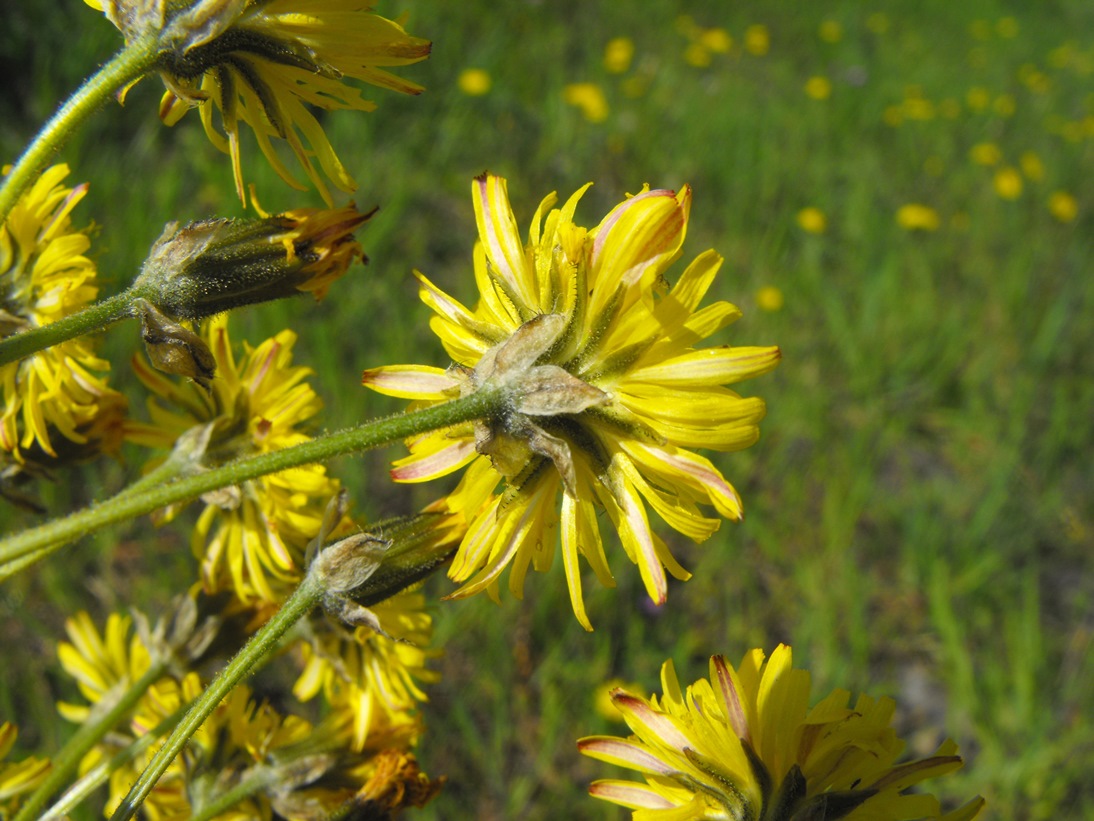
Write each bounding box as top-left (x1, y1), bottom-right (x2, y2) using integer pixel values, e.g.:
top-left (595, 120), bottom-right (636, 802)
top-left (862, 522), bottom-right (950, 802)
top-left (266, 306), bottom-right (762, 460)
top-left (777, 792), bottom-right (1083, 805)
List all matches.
top-left (1048, 191), bottom-right (1078, 222)
top-left (295, 590), bottom-right (439, 751)
top-left (756, 285), bottom-right (784, 313)
top-left (993, 166), bottom-right (1023, 199)
top-left (579, 646), bottom-right (986, 821)
top-left (818, 20), bottom-right (843, 43)
top-left (966, 86), bottom-right (990, 111)
top-left (969, 142), bottom-right (1002, 166)
top-left (743, 24), bottom-right (770, 56)
top-left (564, 82), bottom-right (610, 123)
top-left (993, 94), bottom-right (1016, 117)
top-left (896, 203), bottom-right (941, 231)
top-left (1019, 151), bottom-right (1045, 182)
top-left (796, 206), bottom-right (827, 234)
top-left (86, 0), bottom-right (430, 205)
top-left (700, 28), bottom-right (732, 54)
top-left (604, 37), bottom-right (635, 73)
top-left (56, 611), bottom-right (155, 724)
top-left (458, 67), bottom-right (492, 96)
top-left (684, 43), bottom-right (712, 68)
top-left (0, 164), bottom-right (126, 462)
top-left (128, 315), bottom-right (345, 605)
top-left (804, 75), bottom-right (832, 100)
top-left (0, 723), bottom-right (51, 818)
top-left (362, 174), bottom-right (779, 629)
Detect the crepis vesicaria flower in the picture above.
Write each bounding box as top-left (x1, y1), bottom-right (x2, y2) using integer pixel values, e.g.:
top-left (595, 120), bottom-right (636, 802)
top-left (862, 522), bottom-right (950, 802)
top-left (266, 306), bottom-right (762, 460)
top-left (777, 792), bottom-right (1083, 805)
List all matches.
top-left (0, 164), bottom-right (126, 464)
top-left (84, 0), bottom-right (431, 204)
top-left (579, 645), bottom-right (986, 821)
top-left (0, 722), bottom-right (51, 819)
top-left (363, 174), bottom-right (780, 629)
top-left (127, 314), bottom-right (348, 605)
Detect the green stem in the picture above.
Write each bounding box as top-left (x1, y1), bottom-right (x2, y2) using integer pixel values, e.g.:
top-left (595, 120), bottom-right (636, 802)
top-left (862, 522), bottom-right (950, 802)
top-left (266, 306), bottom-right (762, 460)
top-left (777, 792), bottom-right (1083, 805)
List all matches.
top-left (0, 289), bottom-right (144, 367)
top-left (189, 765), bottom-right (273, 821)
top-left (0, 37), bottom-right (160, 227)
top-left (110, 571), bottom-right (325, 821)
top-left (0, 388), bottom-right (502, 578)
top-left (41, 705), bottom-right (185, 821)
top-left (14, 659), bottom-right (169, 821)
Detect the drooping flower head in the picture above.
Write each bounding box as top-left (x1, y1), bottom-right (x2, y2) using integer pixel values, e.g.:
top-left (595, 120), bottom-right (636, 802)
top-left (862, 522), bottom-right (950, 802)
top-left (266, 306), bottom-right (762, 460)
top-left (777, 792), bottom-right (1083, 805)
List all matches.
top-left (363, 174), bottom-right (779, 628)
top-left (0, 164), bottom-right (126, 464)
top-left (579, 645), bottom-right (986, 820)
top-left (84, 0), bottom-right (431, 204)
top-left (128, 314), bottom-right (348, 605)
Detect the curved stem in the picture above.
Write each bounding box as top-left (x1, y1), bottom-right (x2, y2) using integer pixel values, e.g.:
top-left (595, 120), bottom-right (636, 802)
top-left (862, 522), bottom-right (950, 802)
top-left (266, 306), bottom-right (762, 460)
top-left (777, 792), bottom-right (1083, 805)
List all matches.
top-left (110, 571), bottom-right (325, 821)
top-left (0, 289), bottom-right (143, 367)
top-left (0, 37), bottom-right (160, 226)
top-left (0, 388), bottom-right (502, 578)
top-left (13, 659), bottom-right (169, 821)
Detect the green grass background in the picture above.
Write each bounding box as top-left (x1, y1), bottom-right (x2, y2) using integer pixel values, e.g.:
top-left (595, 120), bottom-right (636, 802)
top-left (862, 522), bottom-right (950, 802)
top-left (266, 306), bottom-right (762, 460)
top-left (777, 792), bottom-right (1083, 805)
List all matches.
top-left (1, 1), bottom-right (1092, 818)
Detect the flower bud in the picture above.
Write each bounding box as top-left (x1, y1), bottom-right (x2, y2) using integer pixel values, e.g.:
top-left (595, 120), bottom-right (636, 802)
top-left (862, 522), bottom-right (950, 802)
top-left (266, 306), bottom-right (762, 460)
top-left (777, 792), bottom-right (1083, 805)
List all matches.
top-left (135, 298), bottom-right (217, 385)
top-left (133, 204), bottom-right (372, 320)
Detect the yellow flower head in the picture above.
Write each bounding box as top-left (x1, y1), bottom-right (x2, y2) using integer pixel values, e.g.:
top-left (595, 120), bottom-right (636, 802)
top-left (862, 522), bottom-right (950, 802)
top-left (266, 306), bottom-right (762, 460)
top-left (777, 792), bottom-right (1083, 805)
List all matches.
top-left (744, 24), bottom-right (770, 56)
top-left (1048, 191), bottom-right (1078, 223)
top-left (896, 203), bottom-right (941, 232)
top-left (458, 67), bottom-right (492, 96)
top-left (795, 206), bottom-right (827, 234)
top-left (128, 315), bottom-right (345, 604)
top-left (362, 174), bottom-right (779, 629)
top-left (0, 723), bottom-right (51, 819)
top-left (0, 164), bottom-right (126, 462)
top-left (86, 0), bottom-right (430, 205)
top-left (564, 83), bottom-right (610, 123)
top-left (580, 646), bottom-right (986, 821)
top-left (993, 167), bottom-right (1023, 200)
top-left (295, 590), bottom-right (439, 751)
top-left (604, 37), bottom-right (635, 74)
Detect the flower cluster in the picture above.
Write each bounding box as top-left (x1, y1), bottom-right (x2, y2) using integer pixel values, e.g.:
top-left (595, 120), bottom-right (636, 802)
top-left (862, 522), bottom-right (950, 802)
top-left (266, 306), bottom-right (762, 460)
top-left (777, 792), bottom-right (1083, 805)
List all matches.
top-left (0, 165), bottom-right (125, 466)
top-left (580, 645), bottom-right (985, 821)
top-left (364, 174), bottom-right (779, 629)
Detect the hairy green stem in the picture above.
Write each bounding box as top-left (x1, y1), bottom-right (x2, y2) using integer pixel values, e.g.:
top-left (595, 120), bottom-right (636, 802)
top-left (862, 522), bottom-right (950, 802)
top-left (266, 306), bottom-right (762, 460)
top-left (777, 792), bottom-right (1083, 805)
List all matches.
top-left (189, 765), bottom-right (275, 821)
top-left (0, 289), bottom-right (146, 367)
top-left (110, 572), bottom-right (325, 821)
top-left (0, 37), bottom-right (159, 226)
top-left (14, 659), bottom-right (169, 821)
top-left (0, 388), bottom-right (502, 579)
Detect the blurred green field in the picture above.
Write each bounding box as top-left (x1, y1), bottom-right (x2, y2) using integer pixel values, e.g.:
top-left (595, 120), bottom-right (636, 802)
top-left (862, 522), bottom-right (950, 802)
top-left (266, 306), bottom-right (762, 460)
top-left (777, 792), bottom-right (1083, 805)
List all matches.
top-left (2, 1), bottom-right (1092, 818)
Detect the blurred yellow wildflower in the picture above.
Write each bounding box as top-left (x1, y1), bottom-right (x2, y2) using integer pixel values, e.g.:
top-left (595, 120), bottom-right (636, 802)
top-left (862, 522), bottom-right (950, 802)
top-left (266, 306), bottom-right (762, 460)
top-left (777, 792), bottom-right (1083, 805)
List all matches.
top-left (128, 316), bottom-right (347, 605)
top-left (866, 13), bottom-right (890, 34)
top-left (756, 285), bottom-right (784, 312)
top-left (458, 68), bottom-right (492, 96)
top-left (684, 42), bottom-right (712, 68)
top-left (969, 142), bottom-right (1002, 166)
top-left (295, 590), bottom-right (439, 751)
top-left (796, 206), bottom-right (827, 234)
top-left (85, 0), bottom-right (430, 205)
top-left (700, 28), bottom-right (732, 54)
top-left (804, 75), bottom-right (832, 100)
top-left (743, 24), bottom-right (770, 56)
top-left (966, 86), bottom-right (990, 111)
top-left (994, 167), bottom-right (1023, 199)
top-left (604, 37), bottom-right (635, 74)
top-left (902, 96), bottom-right (936, 120)
top-left (896, 204), bottom-right (941, 231)
top-left (363, 174), bottom-right (779, 629)
top-left (580, 646), bottom-right (986, 820)
top-left (0, 722), bottom-right (51, 818)
top-left (818, 20), bottom-right (843, 43)
top-left (997, 17), bottom-right (1020, 38)
top-left (1019, 151), bottom-right (1045, 181)
top-left (1048, 191), bottom-right (1078, 222)
top-left (0, 164), bottom-right (126, 464)
top-left (994, 94), bottom-right (1016, 117)
top-left (564, 82), bottom-right (610, 123)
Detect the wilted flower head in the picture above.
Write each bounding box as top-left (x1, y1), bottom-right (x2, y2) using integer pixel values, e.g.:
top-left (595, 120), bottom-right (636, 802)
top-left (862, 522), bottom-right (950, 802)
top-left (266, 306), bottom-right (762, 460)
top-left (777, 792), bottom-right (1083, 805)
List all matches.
top-left (579, 645), bottom-right (986, 821)
top-left (128, 315), bottom-right (348, 605)
top-left (134, 203), bottom-right (371, 325)
top-left (85, 0), bottom-right (431, 204)
top-left (363, 173), bottom-right (779, 629)
top-left (0, 164), bottom-right (126, 463)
